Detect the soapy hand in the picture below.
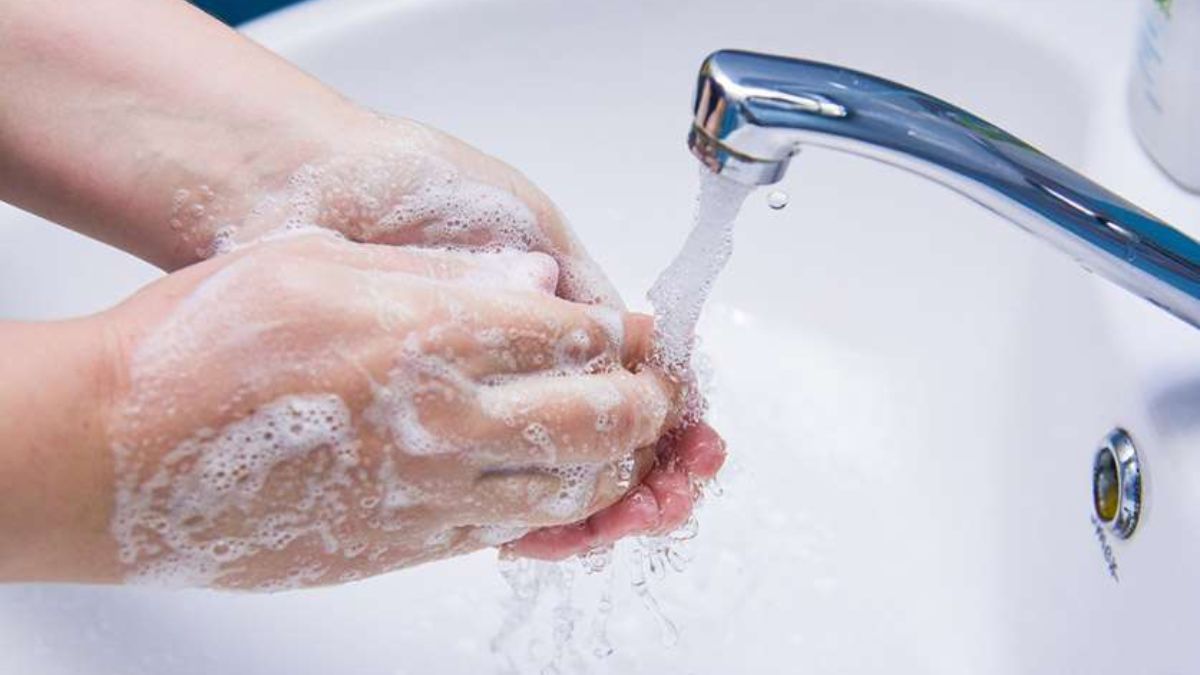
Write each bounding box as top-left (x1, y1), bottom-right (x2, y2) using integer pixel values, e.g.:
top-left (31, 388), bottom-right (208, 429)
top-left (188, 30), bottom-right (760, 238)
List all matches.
top-left (180, 113), bottom-right (728, 563)
top-left (104, 234), bottom-right (676, 588)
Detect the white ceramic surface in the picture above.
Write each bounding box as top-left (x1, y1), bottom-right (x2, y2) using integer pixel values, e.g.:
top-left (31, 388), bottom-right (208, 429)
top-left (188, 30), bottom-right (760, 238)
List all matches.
top-left (4, 0), bottom-right (1200, 672)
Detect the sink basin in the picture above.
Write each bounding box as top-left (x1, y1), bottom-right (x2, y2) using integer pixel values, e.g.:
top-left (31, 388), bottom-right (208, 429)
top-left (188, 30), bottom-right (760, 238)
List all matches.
top-left (5, 0), bottom-right (1200, 672)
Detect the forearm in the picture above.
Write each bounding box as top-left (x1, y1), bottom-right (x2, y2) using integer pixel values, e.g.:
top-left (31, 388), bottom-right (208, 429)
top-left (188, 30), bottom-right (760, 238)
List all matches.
top-left (0, 317), bottom-right (119, 583)
top-left (0, 0), bottom-right (364, 269)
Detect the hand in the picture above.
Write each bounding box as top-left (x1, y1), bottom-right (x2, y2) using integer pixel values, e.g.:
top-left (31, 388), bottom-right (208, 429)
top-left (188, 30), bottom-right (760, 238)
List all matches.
top-left (102, 234), bottom-right (674, 589)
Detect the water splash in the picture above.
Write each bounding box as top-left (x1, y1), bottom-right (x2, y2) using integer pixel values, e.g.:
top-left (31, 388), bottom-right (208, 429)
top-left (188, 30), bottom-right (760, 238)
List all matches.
top-left (493, 559), bottom-right (585, 674)
top-left (629, 545), bottom-right (680, 647)
top-left (587, 566), bottom-right (618, 659)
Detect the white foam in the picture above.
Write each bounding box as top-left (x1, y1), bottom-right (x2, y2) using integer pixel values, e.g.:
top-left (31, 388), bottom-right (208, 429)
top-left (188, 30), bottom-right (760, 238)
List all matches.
top-left (476, 524), bottom-right (531, 546)
top-left (203, 149), bottom-right (554, 269)
top-left (586, 379), bottom-right (623, 434)
top-left (362, 344), bottom-right (481, 457)
top-left (167, 121), bottom-right (623, 307)
top-left (112, 394), bottom-right (358, 587)
top-left (540, 463), bottom-right (603, 520)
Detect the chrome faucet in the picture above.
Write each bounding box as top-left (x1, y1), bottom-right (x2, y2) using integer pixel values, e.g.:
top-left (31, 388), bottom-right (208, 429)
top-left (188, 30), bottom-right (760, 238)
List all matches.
top-left (688, 50), bottom-right (1200, 328)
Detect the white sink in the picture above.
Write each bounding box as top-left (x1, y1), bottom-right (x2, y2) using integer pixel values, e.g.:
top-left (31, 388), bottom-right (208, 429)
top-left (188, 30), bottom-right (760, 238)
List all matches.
top-left (5, 0), bottom-right (1200, 672)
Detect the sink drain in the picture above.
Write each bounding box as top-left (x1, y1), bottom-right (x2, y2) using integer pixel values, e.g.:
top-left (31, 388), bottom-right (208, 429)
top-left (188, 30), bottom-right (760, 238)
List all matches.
top-left (1092, 429), bottom-right (1141, 539)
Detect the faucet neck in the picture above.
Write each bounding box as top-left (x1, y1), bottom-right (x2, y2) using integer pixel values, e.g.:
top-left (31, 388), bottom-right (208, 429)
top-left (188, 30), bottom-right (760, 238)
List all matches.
top-left (688, 50), bottom-right (1200, 328)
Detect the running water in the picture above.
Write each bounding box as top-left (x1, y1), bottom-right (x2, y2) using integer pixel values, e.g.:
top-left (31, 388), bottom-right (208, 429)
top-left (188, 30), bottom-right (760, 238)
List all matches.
top-left (647, 167), bottom-right (753, 419)
top-left (494, 167), bottom-right (756, 672)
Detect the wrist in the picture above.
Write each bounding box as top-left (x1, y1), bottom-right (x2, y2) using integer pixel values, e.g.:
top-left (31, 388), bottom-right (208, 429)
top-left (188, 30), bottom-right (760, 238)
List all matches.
top-left (0, 0), bottom-right (373, 271)
top-left (152, 100), bottom-right (372, 268)
top-left (0, 315), bottom-right (122, 582)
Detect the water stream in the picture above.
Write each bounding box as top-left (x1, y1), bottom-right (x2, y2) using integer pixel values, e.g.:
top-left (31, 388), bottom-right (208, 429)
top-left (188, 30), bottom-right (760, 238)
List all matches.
top-left (494, 167), bottom-right (755, 673)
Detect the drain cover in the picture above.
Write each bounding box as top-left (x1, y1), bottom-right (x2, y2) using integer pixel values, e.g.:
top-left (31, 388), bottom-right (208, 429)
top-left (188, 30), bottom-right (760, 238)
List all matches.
top-left (1093, 428), bottom-right (1141, 539)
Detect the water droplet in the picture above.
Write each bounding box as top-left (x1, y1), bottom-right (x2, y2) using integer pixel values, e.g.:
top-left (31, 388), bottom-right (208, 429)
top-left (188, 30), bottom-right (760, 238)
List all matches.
top-left (766, 190), bottom-right (789, 210)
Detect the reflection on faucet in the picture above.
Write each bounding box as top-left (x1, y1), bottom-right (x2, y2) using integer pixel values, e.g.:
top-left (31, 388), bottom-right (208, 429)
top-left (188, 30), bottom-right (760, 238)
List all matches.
top-left (688, 50), bottom-right (1200, 329)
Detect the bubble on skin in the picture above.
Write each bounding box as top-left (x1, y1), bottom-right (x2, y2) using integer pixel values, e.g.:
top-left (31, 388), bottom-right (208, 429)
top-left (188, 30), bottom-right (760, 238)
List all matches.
top-left (209, 224), bottom-right (239, 256)
top-left (362, 343), bottom-right (481, 457)
top-left (258, 221), bottom-right (344, 245)
top-left (424, 528), bottom-right (454, 549)
top-left (540, 463), bottom-right (603, 519)
top-left (476, 327), bottom-right (507, 349)
top-left (521, 422), bottom-right (553, 449)
top-left (386, 177), bottom-right (544, 253)
top-left (361, 276), bottom-right (420, 333)
top-left (453, 249), bottom-right (560, 294)
top-left (111, 394), bottom-right (362, 587)
top-left (167, 180), bottom-right (240, 262)
top-left (167, 118), bottom-right (625, 307)
top-left (586, 306), bottom-right (624, 356)
top-left (119, 256), bottom-right (368, 430)
top-left (476, 524), bottom-right (531, 546)
top-left (198, 149), bottom-right (554, 269)
top-left (558, 254), bottom-right (622, 307)
top-left (381, 482), bottom-right (419, 509)
top-left (594, 412), bottom-right (617, 433)
top-left (554, 328), bottom-right (593, 370)
top-left (582, 380), bottom-right (623, 434)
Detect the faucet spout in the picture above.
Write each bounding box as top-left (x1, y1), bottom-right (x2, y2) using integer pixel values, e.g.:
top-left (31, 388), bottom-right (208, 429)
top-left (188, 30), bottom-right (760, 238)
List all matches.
top-left (689, 49), bottom-right (1200, 328)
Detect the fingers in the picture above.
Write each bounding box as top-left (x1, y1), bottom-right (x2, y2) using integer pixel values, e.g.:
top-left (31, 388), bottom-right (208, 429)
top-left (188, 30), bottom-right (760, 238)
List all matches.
top-left (504, 466), bottom-right (689, 561)
top-left (471, 369), bottom-right (675, 464)
top-left (463, 468), bottom-right (564, 525)
top-left (671, 421), bottom-right (727, 479)
top-left (277, 234), bottom-right (562, 294)
top-left (459, 443), bottom-right (655, 528)
top-left (249, 234), bottom-right (652, 379)
top-left (550, 249), bottom-right (626, 309)
top-left (452, 290), bottom-right (650, 377)
top-left (433, 149), bottom-right (624, 308)
top-left (502, 422), bottom-right (726, 560)
top-left (584, 443), bottom-right (656, 515)
top-left (276, 235), bottom-right (648, 379)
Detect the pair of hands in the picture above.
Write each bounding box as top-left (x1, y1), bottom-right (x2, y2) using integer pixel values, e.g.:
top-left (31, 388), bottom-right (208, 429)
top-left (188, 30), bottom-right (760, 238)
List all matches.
top-left (0, 0), bottom-right (724, 590)
top-left (110, 175), bottom-right (724, 588)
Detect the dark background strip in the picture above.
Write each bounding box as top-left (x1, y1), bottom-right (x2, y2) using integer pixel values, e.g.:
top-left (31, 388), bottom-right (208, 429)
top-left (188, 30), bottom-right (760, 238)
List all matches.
top-left (190, 0), bottom-right (299, 25)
